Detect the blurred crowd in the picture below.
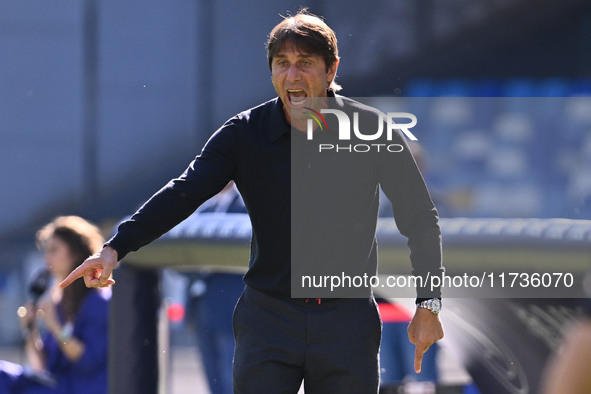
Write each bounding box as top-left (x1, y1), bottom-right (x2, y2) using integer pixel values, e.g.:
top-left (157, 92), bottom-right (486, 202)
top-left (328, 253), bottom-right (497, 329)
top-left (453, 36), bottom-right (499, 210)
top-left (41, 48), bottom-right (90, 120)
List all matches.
top-left (372, 78), bottom-right (591, 220)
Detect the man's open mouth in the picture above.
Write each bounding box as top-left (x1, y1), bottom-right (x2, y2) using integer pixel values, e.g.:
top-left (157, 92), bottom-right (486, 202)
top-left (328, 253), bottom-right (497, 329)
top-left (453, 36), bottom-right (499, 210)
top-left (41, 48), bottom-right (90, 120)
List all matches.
top-left (287, 89), bottom-right (307, 106)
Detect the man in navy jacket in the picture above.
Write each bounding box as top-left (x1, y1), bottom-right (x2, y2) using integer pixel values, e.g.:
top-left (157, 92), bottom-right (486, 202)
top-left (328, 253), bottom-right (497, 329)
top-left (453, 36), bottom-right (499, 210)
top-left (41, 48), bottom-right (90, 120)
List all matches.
top-left (61, 10), bottom-right (444, 393)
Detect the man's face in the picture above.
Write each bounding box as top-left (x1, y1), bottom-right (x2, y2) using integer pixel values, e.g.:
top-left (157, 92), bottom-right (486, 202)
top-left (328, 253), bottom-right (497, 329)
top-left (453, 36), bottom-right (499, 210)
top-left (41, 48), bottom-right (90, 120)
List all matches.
top-left (271, 41), bottom-right (338, 124)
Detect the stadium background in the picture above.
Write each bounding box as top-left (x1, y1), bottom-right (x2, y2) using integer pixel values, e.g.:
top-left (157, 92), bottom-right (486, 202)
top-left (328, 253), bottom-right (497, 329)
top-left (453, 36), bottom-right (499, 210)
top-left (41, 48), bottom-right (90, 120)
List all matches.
top-left (1, 1), bottom-right (590, 393)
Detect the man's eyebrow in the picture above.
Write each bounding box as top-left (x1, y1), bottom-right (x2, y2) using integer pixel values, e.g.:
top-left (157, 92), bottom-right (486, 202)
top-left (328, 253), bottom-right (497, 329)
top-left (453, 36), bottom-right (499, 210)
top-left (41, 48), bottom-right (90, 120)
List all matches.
top-left (274, 52), bottom-right (314, 59)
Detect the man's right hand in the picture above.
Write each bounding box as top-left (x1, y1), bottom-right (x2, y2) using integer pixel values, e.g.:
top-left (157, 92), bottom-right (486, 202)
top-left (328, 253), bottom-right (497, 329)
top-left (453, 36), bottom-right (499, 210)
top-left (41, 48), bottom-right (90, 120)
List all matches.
top-left (60, 246), bottom-right (118, 288)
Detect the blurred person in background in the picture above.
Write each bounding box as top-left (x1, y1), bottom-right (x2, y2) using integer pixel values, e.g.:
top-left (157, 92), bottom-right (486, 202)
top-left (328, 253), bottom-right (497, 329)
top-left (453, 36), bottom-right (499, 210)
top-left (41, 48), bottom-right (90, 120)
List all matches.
top-left (541, 297), bottom-right (591, 394)
top-left (187, 181), bottom-right (246, 394)
top-left (0, 216), bottom-right (110, 394)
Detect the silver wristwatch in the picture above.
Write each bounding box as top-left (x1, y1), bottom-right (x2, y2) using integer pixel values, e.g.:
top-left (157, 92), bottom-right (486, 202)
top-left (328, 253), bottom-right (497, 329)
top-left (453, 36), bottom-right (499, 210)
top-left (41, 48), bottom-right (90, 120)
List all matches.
top-left (417, 298), bottom-right (441, 315)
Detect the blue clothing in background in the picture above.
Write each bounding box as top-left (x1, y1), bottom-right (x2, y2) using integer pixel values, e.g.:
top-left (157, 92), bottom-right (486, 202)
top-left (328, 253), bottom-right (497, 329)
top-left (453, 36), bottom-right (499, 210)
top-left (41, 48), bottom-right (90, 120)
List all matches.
top-left (189, 273), bottom-right (244, 394)
top-left (0, 289), bottom-right (110, 394)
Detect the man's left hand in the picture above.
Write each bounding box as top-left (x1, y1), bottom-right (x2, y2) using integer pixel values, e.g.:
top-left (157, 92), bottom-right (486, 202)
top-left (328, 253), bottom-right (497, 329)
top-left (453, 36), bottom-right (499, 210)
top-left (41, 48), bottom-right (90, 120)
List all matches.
top-left (407, 307), bottom-right (444, 373)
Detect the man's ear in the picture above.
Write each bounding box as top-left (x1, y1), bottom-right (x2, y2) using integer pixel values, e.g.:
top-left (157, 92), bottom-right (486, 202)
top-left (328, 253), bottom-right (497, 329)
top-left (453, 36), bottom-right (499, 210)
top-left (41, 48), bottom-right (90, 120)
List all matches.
top-left (327, 58), bottom-right (340, 84)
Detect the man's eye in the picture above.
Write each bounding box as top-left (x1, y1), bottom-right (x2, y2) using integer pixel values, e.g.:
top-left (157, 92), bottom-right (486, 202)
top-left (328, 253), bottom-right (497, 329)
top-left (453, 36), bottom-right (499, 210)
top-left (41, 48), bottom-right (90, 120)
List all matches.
top-left (302, 61), bottom-right (311, 66)
top-left (277, 61), bottom-right (287, 67)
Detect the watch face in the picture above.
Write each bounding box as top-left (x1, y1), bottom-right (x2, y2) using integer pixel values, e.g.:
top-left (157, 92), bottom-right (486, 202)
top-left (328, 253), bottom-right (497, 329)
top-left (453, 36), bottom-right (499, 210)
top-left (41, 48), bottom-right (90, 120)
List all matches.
top-left (431, 299), bottom-right (441, 312)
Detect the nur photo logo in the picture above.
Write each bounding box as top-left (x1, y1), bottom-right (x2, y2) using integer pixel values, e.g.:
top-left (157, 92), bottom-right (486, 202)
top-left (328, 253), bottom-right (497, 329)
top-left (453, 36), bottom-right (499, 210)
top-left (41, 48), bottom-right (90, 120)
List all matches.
top-left (303, 107), bottom-right (329, 132)
top-left (303, 108), bottom-right (419, 153)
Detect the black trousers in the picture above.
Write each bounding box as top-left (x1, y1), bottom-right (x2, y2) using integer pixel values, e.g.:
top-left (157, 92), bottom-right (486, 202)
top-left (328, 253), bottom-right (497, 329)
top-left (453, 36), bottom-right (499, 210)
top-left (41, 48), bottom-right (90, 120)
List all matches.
top-left (232, 286), bottom-right (382, 394)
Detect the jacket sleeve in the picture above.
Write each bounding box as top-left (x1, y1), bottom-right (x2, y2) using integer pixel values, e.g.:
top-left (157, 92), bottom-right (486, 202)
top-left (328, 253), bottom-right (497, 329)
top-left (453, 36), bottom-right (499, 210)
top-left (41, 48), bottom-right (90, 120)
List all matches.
top-left (378, 129), bottom-right (444, 300)
top-left (106, 121), bottom-right (241, 260)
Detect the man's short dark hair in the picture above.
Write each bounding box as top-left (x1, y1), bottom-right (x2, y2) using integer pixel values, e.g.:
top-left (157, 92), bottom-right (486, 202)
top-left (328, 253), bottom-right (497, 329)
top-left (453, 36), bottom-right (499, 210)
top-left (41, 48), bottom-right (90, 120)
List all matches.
top-left (266, 10), bottom-right (341, 92)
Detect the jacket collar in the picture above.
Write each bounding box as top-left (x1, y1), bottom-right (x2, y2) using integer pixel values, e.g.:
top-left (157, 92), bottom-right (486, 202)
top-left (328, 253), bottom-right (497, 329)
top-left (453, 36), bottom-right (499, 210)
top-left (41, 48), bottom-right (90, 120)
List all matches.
top-left (266, 97), bottom-right (290, 143)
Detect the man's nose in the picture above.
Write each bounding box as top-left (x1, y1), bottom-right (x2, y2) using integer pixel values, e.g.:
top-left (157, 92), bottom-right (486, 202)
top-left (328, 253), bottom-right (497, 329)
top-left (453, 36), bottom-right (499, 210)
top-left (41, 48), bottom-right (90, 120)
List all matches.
top-left (287, 64), bottom-right (301, 82)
